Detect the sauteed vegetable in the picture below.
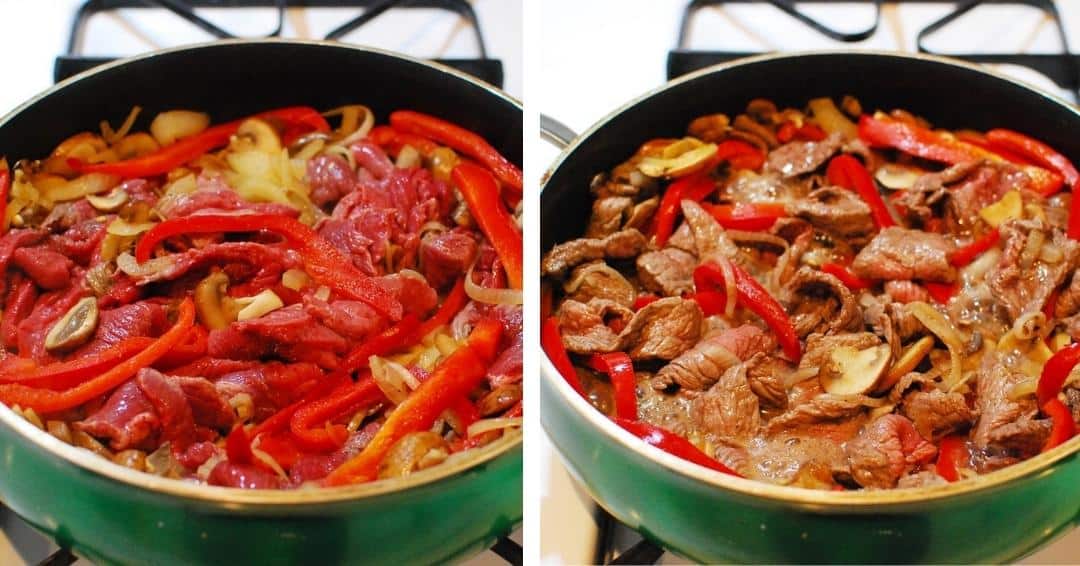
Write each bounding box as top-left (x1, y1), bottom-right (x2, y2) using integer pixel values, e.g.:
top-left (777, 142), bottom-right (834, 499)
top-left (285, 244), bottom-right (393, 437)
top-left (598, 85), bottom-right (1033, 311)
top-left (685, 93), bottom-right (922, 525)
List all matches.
top-left (542, 96), bottom-right (1080, 490)
top-left (0, 105), bottom-right (522, 489)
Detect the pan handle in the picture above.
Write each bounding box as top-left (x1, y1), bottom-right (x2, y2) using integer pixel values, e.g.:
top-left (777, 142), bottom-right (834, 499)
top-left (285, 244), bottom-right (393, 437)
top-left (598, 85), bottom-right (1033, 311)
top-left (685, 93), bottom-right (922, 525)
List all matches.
top-left (541, 114), bottom-right (578, 150)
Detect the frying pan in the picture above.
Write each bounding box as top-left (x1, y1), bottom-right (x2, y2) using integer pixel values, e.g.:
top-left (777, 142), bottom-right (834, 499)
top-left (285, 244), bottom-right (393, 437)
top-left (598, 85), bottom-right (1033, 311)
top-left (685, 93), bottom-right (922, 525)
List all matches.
top-left (0, 39), bottom-right (522, 566)
top-left (540, 51), bottom-right (1080, 564)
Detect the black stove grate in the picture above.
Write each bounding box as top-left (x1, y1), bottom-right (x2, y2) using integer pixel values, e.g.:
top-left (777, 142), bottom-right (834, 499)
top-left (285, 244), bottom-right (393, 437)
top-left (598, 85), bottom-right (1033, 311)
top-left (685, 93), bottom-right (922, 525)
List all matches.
top-left (668, 0), bottom-right (1080, 99)
top-left (56, 0), bottom-right (503, 87)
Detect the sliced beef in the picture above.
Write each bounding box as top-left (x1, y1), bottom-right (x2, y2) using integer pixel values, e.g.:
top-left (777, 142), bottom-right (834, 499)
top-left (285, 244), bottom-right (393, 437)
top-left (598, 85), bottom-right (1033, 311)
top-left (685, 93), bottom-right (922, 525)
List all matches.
top-left (41, 200), bottom-right (97, 232)
top-left (988, 220), bottom-right (1078, 322)
top-left (586, 196), bottom-right (633, 238)
top-left (208, 462), bottom-right (283, 489)
top-left (419, 230), bottom-right (477, 289)
top-left (132, 242), bottom-right (302, 286)
top-left (563, 261), bottom-right (636, 307)
top-left (375, 272), bottom-right (438, 318)
top-left (949, 163), bottom-right (1031, 228)
top-left (653, 324), bottom-right (774, 391)
top-left (307, 154), bottom-right (358, 207)
top-left (899, 161), bottom-right (980, 225)
top-left (48, 219), bottom-right (107, 266)
top-left (208, 306), bottom-right (349, 368)
top-left (689, 364), bottom-right (760, 442)
top-left (987, 416), bottom-right (1050, 456)
top-left (289, 422), bottom-right (380, 485)
top-left (680, 200), bottom-right (739, 261)
top-left (172, 376), bottom-right (235, 431)
top-left (214, 362), bottom-right (323, 422)
top-left (303, 298), bottom-right (386, 341)
top-left (765, 393), bottom-right (871, 442)
top-left (556, 296), bottom-right (701, 360)
top-left (884, 280), bottom-right (930, 304)
top-left (786, 186), bottom-right (875, 244)
top-left (555, 299), bottom-right (631, 354)
top-left (973, 351), bottom-right (1042, 453)
top-left (136, 368), bottom-right (196, 448)
top-left (636, 248), bottom-right (696, 297)
top-left (74, 302), bottom-right (170, 357)
top-left (845, 414), bottom-right (937, 489)
top-left (157, 175), bottom-right (299, 219)
top-left (745, 352), bottom-right (791, 409)
top-left (16, 286), bottom-right (84, 363)
top-left (11, 247), bottom-right (74, 290)
top-left (897, 470), bottom-right (948, 489)
top-left (764, 132), bottom-right (843, 178)
top-left (487, 333), bottom-right (523, 387)
top-left (76, 381), bottom-right (159, 450)
top-left (541, 229), bottom-right (648, 278)
top-left (784, 266), bottom-right (862, 337)
top-left (637, 377), bottom-right (695, 435)
top-left (851, 227), bottom-right (956, 283)
top-left (1054, 270), bottom-right (1080, 319)
top-left (900, 389), bottom-right (975, 440)
top-left (721, 171), bottom-right (808, 204)
top-left (800, 332), bottom-right (881, 374)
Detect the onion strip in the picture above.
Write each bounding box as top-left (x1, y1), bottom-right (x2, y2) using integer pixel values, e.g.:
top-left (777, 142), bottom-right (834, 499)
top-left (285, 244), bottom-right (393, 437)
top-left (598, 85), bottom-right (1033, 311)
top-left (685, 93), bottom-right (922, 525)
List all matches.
top-left (908, 302), bottom-right (965, 392)
top-left (466, 417), bottom-right (523, 438)
top-left (101, 106), bottom-right (142, 144)
top-left (369, 355), bottom-right (416, 405)
top-left (719, 256), bottom-right (737, 318)
top-left (465, 261), bottom-right (522, 305)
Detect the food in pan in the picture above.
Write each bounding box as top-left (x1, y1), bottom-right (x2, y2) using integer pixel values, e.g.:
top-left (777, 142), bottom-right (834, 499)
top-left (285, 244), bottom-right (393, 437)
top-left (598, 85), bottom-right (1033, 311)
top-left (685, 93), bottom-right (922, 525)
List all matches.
top-left (0, 105), bottom-right (522, 488)
top-left (542, 96), bottom-right (1080, 490)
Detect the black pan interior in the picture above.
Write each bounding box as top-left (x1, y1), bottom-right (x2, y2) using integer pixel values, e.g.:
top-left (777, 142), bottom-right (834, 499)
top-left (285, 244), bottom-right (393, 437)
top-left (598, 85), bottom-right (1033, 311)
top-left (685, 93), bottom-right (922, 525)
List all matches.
top-left (0, 41), bottom-right (521, 168)
top-left (542, 52), bottom-right (1080, 250)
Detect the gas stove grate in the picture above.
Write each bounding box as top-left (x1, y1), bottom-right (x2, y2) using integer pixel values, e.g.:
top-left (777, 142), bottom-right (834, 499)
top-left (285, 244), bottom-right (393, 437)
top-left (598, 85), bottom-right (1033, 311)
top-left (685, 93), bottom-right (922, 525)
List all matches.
top-left (56, 0), bottom-right (503, 87)
top-left (668, 0), bottom-right (1080, 99)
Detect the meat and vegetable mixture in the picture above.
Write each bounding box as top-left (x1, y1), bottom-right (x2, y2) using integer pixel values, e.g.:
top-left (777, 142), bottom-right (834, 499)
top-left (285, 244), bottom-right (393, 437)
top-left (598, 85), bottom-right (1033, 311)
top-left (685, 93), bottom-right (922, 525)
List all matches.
top-left (0, 104), bottom-right (522, 489)
top-left (543, 96), bottom-right (1080, 490)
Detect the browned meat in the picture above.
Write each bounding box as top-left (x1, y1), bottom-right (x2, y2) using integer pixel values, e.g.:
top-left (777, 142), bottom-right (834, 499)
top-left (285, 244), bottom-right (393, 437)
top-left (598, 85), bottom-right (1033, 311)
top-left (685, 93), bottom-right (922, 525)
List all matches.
top-left (884, 280), bottom-right (930, 304)
top-left (973, 351), bottom-right (1042, 454)
top-left (784, 266), bottom-right (862, 337)
top-left (912, 161), bottom-right (981, 194)
top-left (11, 247), bottom-right (74, 290)
top-left (745, 352), bottom-right (790, 408)
top-left (689, 364), bottom-right (760, 442)
top-left (785, 186), bottom-right (875, 244)
top-left (653, 324), bottom-right (775, 390)
top-left (636, 248), bottom-right (696, 296)
top-left (988, 220), bottom-right (1078, 322)
top-left (557, 297), bottom-right (701, 360)
top-left (799, 332), bottom-right (881, 374)
top-left (625, 197), bottom-right (659, 232)
top-left (900, 389), bottom-right (975, 440)
top-left (541, 229), bottom-right (648, 278)
top-left (851, 227), bottom-right (956, 283)
top-left (1067, 388), bottom-right (1080, 426)
top-left (585, 196), bottom-right (633, 238)
top-left (765, 133), bottom-right (844, 178)
top-left (765, 393), bottom-right (871, 442)
top-left (950, 163), bottom-right (1031, 228)
top-left (889, 372), bottom-right (936, 404)
top-left (845, 414), bottom-right (937, 489)
top-left (721, 171), bottom-right (808, 204)
top-left (1054, 270), bottom-right (1080, 319)
top-left (563, 261), bottom-right (636, 307)
top-left (555, 299), bottom-right (633, 354)
top-left (987, 417), bottom-right (1050, 456)
top-left (680, 200), bottom-right (738, 261)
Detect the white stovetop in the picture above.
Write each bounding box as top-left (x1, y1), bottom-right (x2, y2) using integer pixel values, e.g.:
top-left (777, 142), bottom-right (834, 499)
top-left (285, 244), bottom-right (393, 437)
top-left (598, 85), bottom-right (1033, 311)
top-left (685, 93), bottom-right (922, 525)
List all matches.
top-left (0, 1), bottom-right (521, 564)
top-left (539, 1), bottom-right (1080, 563)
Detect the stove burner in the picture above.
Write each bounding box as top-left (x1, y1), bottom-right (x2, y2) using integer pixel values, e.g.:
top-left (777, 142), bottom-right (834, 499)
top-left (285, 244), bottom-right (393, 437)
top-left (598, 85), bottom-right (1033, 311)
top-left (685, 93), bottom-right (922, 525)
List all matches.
top-left (595, 508), bottom-right (665, 565)
top-left (56, 0), bottom-right (503, 87)
top-left (668, 0), bottom-right (1080, 99)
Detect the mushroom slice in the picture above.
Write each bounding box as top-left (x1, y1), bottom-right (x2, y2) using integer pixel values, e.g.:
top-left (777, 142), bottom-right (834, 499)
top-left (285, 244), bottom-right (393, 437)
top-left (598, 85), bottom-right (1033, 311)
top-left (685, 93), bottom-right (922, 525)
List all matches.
top-left (638, 138), bottom-right (718, 178)
top-left (86, 187), bottom-right (129, 212)
top-left (874, 164), bottom-right (924, 190)
top-left (45, 297), bottom-right (99, 352)
top-left (820, 343), bottom-right (892, 395)
top-left (877, 335), bottom-right (935, 393)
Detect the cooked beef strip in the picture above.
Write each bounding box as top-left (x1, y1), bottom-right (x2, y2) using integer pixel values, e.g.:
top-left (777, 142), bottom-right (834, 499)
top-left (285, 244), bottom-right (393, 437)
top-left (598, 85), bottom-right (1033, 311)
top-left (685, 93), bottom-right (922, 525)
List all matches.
top-left (845, 414), bottom-right (937, 489)
top-left (799, 332), bottom-right (881, 375)
top-left (746, 435), bottom-right (847, 488)
top-left (563, 261), bottom-right (636, 307)
top-left (745, 352), bottom-right (791, 409)
top-left (585, 196), bottom-right (634, 238)
top-left (637, 373), bottom-right (695, 435)
top-left (557, 296), bottom-right (702, 360)
top-left (988, 219), bottom-right (1078, 322)
top-left (653, 324), bottom-right (774, 391)
top-left (786, 186), bottom-right (876, 245)
top-left (949, 162), bottom-right (1033, 229)
top-left (764, 133), bottom-right (844, 178)
top-left (541, 228), bottom-right (648, 278)
top-left (900, 389), bottom-right (976, 440)
top-left (884, 280), bottom-right (930, 304)
top-left (765, 393), bottom-right (872, 442)
top-left (851, 227), bottom-right (956, 283)
top-left (689, 364), bottom-right (760, 442)
top-left (680, 200), bottom-right (739, 262)
top-left (973, 350), bottom-right (1043, 453)
top-left (784, 266), bottom-right (862, 337)
top-left (1054, 270), bottom-right (1080, 319)
top-left (636, 248), bottom-right (696, 296)
top-left (555, 298), bottom-right (633, 354)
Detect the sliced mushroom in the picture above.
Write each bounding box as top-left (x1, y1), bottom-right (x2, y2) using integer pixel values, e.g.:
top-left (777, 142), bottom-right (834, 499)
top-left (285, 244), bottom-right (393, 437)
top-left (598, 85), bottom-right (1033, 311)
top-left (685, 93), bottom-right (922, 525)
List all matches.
top-left (878, 335), bottom-right (935, 393)
top-left (820, 343), bottom-right (892, 395)
top-left (638, 138), bottom-right (718, 178)
top-left (236, 118), bottom-right (282, 153)
top-left (44, 297), bottom-right (99, 352)
top-left (86, 187), bottom-right (129, 212)
top-left (477, 383), bottom-right (524, 417)
top-left (377, 431), bottom-right (450, 479)
top-left (874, 164), bottom-right (924, 190)
top-left (150, 110), bottom-right (210, 146)
top-left (195, 272), bottom-right (238, 330)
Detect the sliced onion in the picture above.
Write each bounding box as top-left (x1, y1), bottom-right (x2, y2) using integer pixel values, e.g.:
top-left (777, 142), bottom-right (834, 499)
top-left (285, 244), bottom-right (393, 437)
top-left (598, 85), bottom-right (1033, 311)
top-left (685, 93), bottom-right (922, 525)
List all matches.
top-left (465, 262), bottom-right (522, 305)
top-left (466, 417), bottom-right (523, 438)
top-left (116, 252), bottom-right (175, 279)
top-left (369, 355), bottom-right (414, 405)
top-left (908, 302), bottom-right (965, 392)
top-left (718, 256), bottom-right (737, 318)
top-left (229, 393), bottom-right (254, 423)
top-left (100, 106), bottom-right (142, 144)
top-left (106, 218), bottom-right (156, 237)
top-left (1008, 377), bottom-right (1038, 402)
top-left (960, 248), bottom-right (1001, 285)
top-left (151, 110), bottom-right (210, 146)
top-left (324, 105), bottom-right (374, 144)
top-left (784, 366), bottom-right (819, 388)
top-left (44, 173), bottom-right (120, 202)
top-left (236, 290), bottom-right (284, 321)
top-left (196, 453), bottom-right (225, 481)
top-left (250, 435), bottom-right (288, 479)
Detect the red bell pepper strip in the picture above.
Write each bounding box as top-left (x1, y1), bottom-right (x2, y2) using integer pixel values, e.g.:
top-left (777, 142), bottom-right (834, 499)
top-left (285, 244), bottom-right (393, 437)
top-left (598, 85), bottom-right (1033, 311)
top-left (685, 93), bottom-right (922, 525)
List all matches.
top-left (0, 337), bottom-right (154, 390)
top-left (169, 358), bottom-right (259, 379)
top-left (451, 162), bottom-right (523, 290)
top-left (632, 293), bottom-right (660, 311)
top-left (367, 125), bottom-right (440, 156)
top-left (253, 433), bottom-right (303, 470)
top-left (859, 113), bottom-right (1064, 197)
top-left (417, 277), bottom-right (468, 338)
top-left (985, 129), bottom-right (1080, 193)
top-left (587, 353), bottom-right (637, 420)
top-left (226, 425), bottom-right (255, 465)
top-left (715, 139), bottom-right (766, 171)
top-left (777, 121), bottom-right (827, 143)
top-left (1042, 398), bottom-right (1077, 452)
top-left (325, 318), bottom-right (504, 485)
top-left (1037, 342), bottom-right (1080, 407)
top-left (651, 173), bottom-right (715, 247)
top-left (135, 214), bottom-right (402, 321)
top-left (0, 298), bottom-right (194, 413)
top-left (687, 291), bottom-right (727, 317)
top-left (2, 277), bottom-right (36, 349)
top-left (390, 110), bottom-right (522, 192)
top-left (703, 202), bottom-right (787, 231)
top-left (290, 376), bottom-right (384, 451)
top-left (821, 262), bottom-right (872, 291)
top-left (694, 262), bottom-right (802, 362)
top-left (826, 154), bottom-right (896, 228)
top-left (71, 106), bottom-right (330, 178)
top-left (954, 131), bottom-right (1035, 165)
top-left (614, 418), bottom-right (741, 477)
top-left (542, 316), bottom-right (586, 397)
top-left (935, 435), bottom-right (968, 482)
top-left (924, 282), bottom-right (958, 305)
top-left (155, 325), bottom-right (209, 369)
top-left (949, 229), bottom-right (1001, 268)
